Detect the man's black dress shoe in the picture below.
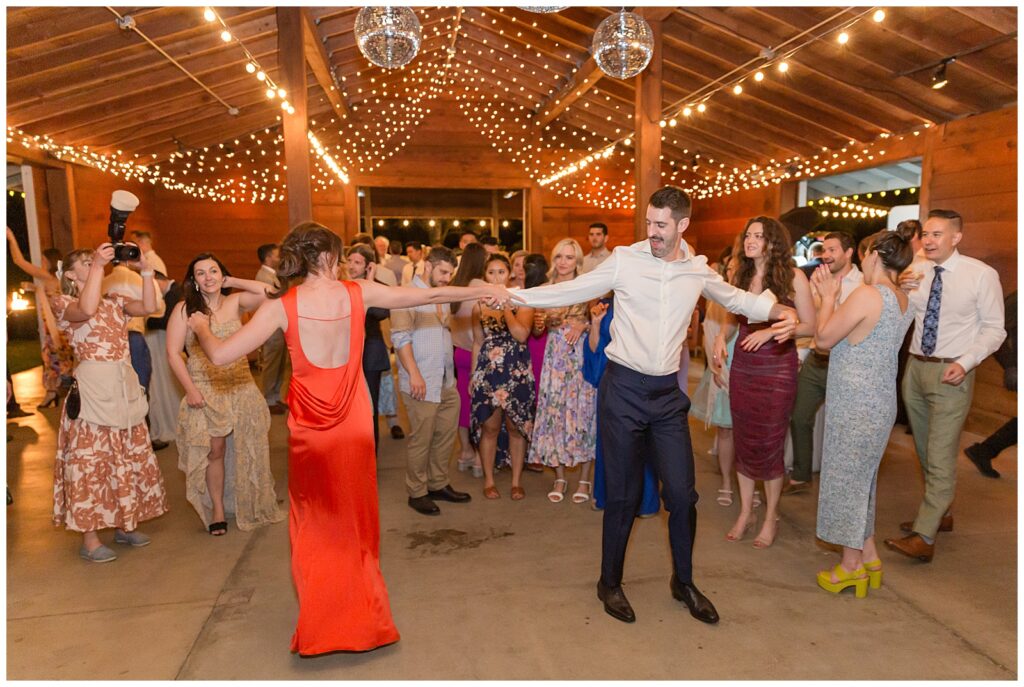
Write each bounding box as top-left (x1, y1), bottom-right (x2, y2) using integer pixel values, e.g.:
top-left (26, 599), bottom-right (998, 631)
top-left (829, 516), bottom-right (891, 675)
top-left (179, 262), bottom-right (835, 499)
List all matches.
top-left (151, 440), bottom-right (170, 451)
top-left (428, 485), bottom-right (472, 503)
top-left (408, 495), bottom-right (440, 516)
top-left (965, 444), bottom-right (1001, 478)
top-left (670, 575), bottom-right (720, 624)
top-left (596, 580), bottom-right (635, 623)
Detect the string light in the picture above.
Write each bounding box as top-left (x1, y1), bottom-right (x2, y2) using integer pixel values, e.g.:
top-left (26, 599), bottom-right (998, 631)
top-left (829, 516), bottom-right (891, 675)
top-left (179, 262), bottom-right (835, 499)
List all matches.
top-left (873, 9), bottom-right (886, 22)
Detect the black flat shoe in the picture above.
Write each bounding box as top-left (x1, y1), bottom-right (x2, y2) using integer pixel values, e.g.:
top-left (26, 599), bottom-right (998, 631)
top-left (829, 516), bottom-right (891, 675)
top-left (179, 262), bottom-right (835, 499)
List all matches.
top-left (408, 495), bottom-right (440, 516)
top-left (428, 485), bottom-right (472, 503)
top-left (151, 440), bottom-right (169, 451)
top-left (208, 521), bottom-right (228, 536)
top-left (670, 575), bottom-right (719, 624)
top-left (965, 444), bottom-right (1001, 478)
top-left (597, 580), bottom-right (635, 623)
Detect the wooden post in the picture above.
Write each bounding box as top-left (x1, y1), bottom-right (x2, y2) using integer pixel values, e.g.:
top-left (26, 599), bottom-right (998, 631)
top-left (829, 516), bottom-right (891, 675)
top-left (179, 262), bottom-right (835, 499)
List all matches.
top-left (633, 19), bottom-right (663, 240)
top-left (278, 7), bottom-right (312, 229)
top-left (342, 183), bottom-right (359, 241)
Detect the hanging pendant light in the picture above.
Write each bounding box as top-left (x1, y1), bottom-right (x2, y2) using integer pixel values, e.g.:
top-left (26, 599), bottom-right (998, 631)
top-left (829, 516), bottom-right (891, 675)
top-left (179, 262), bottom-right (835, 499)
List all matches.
top-left (354, 6), bottom-right (422, 70)
top-left (592, 10), bottom-right (654, 80)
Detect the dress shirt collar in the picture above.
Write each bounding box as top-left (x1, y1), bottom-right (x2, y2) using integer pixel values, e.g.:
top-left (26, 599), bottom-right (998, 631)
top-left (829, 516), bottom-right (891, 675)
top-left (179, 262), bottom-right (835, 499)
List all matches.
top-left (260, 264), bottom-right (277, 275)
top-left (629, 238), bottom-right (693, 264)
top-left (411, 274), bottom-right (428, 289)
top-left (930, 249), bottom-right (962, 272)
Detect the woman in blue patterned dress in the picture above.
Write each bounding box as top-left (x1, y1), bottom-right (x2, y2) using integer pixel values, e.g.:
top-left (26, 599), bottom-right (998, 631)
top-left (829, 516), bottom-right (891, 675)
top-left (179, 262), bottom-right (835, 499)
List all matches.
top-left (470, 254), bottom-right (536, 500)
top-left (527, 238), bottom-right (597, 504)
top-left (813, 227), bottom-right (914, 597)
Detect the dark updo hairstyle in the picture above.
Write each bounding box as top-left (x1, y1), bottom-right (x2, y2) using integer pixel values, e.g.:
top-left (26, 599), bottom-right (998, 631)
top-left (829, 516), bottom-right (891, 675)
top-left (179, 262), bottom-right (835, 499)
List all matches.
top-left (868, 223), bottom-right (916, 274)
top-left (523, 253), bottom-right (550, 289)
top-left (271, 221), bottom-right (343, 299)
top-left (183, 253), bottom-right (232, 316)
top-left (451, 242), bottom-right (488, 314)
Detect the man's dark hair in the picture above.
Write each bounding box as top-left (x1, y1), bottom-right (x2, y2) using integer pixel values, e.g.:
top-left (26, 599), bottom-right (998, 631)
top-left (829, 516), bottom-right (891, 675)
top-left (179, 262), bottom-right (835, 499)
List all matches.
top-left (479, 235), bottom-right (499, 246)
top-left (460, 229), bottom-right (478, 240)
top-left (927, 209), bottom-right (963, 232)
top-left (425, 244), bottom-right (456, 268)
top-left (406, 240), bottom-right (423, 253)
top-left (388, 239), bottom-right (403, 255)
top-left (589, 222), bottom-right (608, 235)
top-left (824, 231), bottom-right (855, 254)
top-left (351, 232), bottom-right (374, 247)
top-left (132, 231), bottom-right (153, 241)
top-left (897, 219), bottom-right (923, 239)
top-left (648, 185), bottom-right (692, 221)
top-left (257, 243), bottom-right (278, 264)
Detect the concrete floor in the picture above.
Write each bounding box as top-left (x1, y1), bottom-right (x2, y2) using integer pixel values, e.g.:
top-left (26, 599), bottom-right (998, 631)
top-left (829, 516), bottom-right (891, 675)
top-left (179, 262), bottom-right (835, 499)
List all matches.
top-left (6, 361), bottom-right (1017, 680)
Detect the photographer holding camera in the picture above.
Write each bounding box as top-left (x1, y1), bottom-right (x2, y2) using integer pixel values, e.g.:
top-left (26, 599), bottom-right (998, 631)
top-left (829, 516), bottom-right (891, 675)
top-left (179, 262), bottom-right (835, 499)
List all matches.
top-left (52, 233), bottom-right (168, 563)
top-left (101, 192), bottom-right (168, 450)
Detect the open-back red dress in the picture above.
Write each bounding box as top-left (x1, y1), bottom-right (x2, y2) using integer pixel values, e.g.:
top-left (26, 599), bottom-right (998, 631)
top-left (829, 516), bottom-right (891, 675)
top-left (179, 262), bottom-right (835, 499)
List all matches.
top-left (281, 281), bottom-right (400, 656)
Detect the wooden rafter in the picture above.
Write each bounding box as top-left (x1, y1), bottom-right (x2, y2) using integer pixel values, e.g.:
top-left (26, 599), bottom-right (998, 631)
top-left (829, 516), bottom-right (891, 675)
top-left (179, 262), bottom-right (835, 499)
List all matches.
top-left (301, 8), bottom-right (348, 116)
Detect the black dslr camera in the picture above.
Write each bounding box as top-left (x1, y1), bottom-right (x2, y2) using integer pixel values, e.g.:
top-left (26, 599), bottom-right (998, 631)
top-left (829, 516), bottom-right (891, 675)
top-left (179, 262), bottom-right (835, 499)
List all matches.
top-left (108, 190), bottom-right (141, 264)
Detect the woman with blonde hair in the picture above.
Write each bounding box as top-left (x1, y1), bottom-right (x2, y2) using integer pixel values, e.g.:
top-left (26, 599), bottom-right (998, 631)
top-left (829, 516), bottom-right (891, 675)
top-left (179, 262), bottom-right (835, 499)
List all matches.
top-left (528, 238), bottom-right (597, 503)
top-left (508, 249), bottom-right (529, 289)
top-left (51, 243), bottom-right (167, 562)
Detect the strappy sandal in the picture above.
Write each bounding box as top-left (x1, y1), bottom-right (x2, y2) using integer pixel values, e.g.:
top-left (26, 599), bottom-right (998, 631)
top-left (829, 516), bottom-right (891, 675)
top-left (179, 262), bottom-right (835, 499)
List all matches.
top-left (547, 479), bottom-right (568, 503)
top-left (511, 486), bottom-right (526, 501)
top-left (572, 481), bottom-right (593, 504)
top-left (483, 485), bottom-right (500, 500)
top-left (716, 489), bottom-right (734, 506)
top-left (208, 521), bottom-right (228, 536)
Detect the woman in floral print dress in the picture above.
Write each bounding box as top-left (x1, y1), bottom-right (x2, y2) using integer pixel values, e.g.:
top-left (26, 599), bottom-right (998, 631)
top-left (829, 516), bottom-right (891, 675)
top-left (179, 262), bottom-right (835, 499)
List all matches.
top-left (470, 254), bottom-right (536, 500)
top-left (51, 243), bottom-right (168, 563)
top-left (527, 239), bottom-right (597, 504)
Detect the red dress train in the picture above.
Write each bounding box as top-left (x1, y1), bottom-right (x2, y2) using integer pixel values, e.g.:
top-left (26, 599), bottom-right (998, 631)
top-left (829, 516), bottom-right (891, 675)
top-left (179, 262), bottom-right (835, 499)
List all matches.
top-left (281, 282), bottom-right (400, 655)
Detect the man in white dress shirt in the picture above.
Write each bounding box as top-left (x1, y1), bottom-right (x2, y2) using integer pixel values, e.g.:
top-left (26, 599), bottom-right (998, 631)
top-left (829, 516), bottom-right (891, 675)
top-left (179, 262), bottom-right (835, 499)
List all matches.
top-left (885, 209), bottom-right (1005, 562)
top-left (785, 231), bottom-right (864, 494)
top-left (401, 241), bottom-right (426, 285)
top-left (515, 186), bottom-right (797, 625)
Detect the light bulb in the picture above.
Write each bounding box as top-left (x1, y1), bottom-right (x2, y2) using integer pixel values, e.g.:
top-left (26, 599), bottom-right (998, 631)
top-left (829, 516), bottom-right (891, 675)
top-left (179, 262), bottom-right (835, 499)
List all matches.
top-left (281, 101), bottom-right (290, 111)
top-left (733, 84), bottom-right (743, 95)
top-left (257, 71), bottom-right (266, 81)
top-left (873, 9), bottom-right (885, 22)
top-left (266, 88), bottom-right (275, 99)
top-left (203, 7), bottom-right (215, 22)
top-left (778, 61), bottom-right (789, 73)
top-left (697, 103), bottom-right (707, 112)
top-left (428, 219), bottom-right (436, 227)
top-left (837, 32), bottom-right (849, 44)
top-left (669, 118), bottom-right (677, 127)
top-left (754, 71), bottom-right (764, 82)
top-left (277, 88), bottom-right (286, 99)
top-left (453, 220), bottom-right (460, 227)
top-left (220, 30), bottom-right (231, 42)
top-left (245, 62), bottom-right (256, 74)
top-left (682, 107), bottom-right (692, 117)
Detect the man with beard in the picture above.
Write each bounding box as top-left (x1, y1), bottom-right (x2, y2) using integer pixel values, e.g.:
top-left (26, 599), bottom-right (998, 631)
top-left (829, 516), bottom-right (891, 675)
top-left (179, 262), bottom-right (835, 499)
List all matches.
top-left (391, 246), bottom-right (472, 516)
top-left (514, 186), bottom-right (798, 625)
top-left (785, 231), bottom-right (864, 494)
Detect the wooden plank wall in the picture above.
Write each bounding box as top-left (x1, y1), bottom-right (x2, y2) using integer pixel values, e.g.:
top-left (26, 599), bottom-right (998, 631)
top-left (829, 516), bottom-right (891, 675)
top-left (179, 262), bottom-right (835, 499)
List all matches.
top-left (529, 185), bottom-right (635, 260)
top-left (688, 183), bottom-right (782, 261)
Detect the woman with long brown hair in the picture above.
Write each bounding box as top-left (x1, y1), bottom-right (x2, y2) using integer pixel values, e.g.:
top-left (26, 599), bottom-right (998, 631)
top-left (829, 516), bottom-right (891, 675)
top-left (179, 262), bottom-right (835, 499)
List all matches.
top-left (450, 242), bottom-right (489, 475)
top-left (166, 253), bottom-right (283, 536)
top-left (715, 217), bottom-right (816, 548)
top-left (188, 222), bottom-right (511, 656)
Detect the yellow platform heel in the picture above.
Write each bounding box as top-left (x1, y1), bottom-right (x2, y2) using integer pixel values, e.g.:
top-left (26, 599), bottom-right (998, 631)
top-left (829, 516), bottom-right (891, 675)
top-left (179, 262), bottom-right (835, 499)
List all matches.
top-left (817, 564), bottom-right (869, 598)
top-left (863, 559), bottom-right (883, 589)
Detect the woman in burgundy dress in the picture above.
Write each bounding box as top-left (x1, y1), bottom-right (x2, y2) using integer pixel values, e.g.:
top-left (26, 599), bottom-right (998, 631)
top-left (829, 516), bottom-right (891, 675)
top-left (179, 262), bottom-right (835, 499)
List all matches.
top-left (189, 223), bottom-right (510, 656)
top-left (716, 217), bottom-right (816, 548)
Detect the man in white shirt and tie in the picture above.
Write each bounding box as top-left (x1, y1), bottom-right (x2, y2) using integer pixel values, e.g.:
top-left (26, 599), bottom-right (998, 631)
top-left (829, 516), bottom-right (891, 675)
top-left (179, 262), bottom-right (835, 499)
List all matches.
top-left (401, 241), bottom-right (426, 285)
top-left (785, 231), bottom-right (864, 494)
top-left (515, 186), bottom-right (797, 625)
top-left (885, 209), bottom-right (1005, 562)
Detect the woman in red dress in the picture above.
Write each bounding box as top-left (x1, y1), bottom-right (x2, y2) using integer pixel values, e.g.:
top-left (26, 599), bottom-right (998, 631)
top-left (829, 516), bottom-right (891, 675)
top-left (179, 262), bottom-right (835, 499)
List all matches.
top-left (715, 217), bottom-right (816, 549)
top-left (189, 223), bottom-right (510, 656)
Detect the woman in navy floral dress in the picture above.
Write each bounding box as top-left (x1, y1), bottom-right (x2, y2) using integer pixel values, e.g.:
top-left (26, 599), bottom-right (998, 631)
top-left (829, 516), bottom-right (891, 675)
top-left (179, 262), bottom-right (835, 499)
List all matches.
top-left (470, 254), bottom-right (536, 500)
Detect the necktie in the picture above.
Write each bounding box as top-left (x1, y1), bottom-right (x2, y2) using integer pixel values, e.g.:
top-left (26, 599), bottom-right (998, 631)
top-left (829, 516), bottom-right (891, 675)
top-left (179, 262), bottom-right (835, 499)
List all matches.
top-left (921, 266), bottom-right (944, 356)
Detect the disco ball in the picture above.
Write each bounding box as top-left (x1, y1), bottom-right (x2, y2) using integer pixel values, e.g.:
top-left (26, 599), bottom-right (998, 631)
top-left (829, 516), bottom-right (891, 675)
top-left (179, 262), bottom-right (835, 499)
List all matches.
top-left (519, 6), bottom-right (568, 12)
top-left (354, 6), bottom-right (422, 70)
top-left (592, 10), bottom-right (654, 80)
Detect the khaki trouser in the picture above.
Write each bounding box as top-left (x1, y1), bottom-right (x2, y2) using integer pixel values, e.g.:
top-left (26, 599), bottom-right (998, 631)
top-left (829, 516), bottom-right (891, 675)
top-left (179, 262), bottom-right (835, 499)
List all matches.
top-left (402, 385), bottom-right (460, 498)
top-left (902, 357), bottom-right (976, 538)
top-left (789, 353), bottom-right (829, 483)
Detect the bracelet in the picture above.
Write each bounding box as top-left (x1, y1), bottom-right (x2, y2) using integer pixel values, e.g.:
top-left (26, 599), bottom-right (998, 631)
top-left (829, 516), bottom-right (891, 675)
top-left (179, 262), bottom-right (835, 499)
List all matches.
top-left (140, 270), bottom-right (155, 277)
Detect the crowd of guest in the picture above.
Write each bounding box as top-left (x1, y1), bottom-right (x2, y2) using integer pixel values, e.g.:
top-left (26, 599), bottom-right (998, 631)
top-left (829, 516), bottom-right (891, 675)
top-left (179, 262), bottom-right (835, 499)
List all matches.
top-left (6, 198), bottom-right (1012, 609)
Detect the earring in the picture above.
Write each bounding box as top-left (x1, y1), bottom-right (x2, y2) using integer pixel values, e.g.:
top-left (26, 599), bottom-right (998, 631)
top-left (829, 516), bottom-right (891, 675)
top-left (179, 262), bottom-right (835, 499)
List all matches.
top-left (194, 282), bottom-right (199, 291)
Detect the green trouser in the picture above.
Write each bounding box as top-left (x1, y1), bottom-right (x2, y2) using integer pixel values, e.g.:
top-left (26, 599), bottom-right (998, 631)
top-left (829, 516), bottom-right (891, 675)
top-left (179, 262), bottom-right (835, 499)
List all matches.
top-left (789, 354), bottom-right (829, 483)
top-left (902, 358), bottom-right (976, 538)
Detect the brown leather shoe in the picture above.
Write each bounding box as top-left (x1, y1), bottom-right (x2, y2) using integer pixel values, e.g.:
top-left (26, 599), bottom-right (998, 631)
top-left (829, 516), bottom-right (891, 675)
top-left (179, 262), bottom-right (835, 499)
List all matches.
top-left (783, 480), bottom-right (810, 495)
top-left (884, 533), bottom-right (935, 562)
top-left (899, 514), bottom-right (953, 534)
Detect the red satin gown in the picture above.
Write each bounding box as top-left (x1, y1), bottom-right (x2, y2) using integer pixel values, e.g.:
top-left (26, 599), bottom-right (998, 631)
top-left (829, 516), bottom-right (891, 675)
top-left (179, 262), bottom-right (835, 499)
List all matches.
top-left (281, 282), bottom-right (400, 655)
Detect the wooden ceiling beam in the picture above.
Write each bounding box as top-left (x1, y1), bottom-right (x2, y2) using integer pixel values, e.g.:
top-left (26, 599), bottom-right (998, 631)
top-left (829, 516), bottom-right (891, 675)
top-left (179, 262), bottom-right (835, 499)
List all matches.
top-left (949, 7), bottom-right (1018, 35)
top-left (323, 14), bottom-right (451, 59)
top-left (7, 6), bottom-right (157, 58)
top-left (301, 8), bottom-right (348, 117)
top-left (7, 7), bottom-right (271, 85)
top-left (533, 57), bottom-right (603, 131)
top-left (477, 7), bottom-right (593, 53)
